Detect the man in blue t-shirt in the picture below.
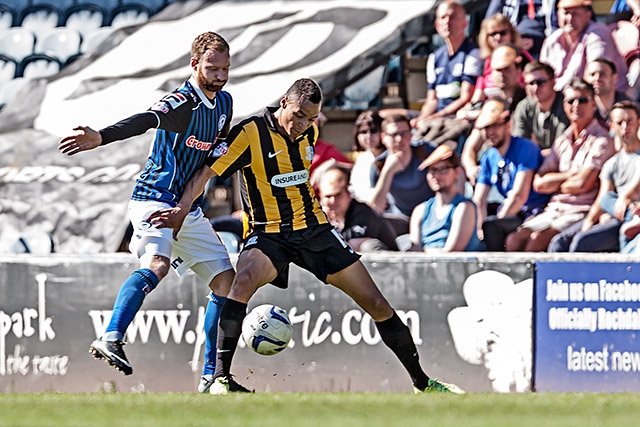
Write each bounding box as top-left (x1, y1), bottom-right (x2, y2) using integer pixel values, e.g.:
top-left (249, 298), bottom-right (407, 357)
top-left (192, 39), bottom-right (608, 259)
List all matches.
top-left (471, 98), bottom-right (550, 250)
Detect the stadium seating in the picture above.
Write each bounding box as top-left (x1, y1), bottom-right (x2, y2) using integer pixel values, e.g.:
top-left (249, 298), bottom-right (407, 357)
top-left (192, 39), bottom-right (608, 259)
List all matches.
top-left (9, 0), bottom-right (31, 24)
top-left (0, 54), bottom-right (18, 82)
top-left (62, 3), bottom-right (107, 38)
top-left (0, 4), bottom-right (14, 30)
top-left (0, 28), bottom-right (36, 62)
top-left (0, 0), bottom-right (175, 109)
top-left (35, 27), bottom-right (82, 64)
top-left (33, 0), bottom-right (77, 13)
top-left (82, 0), bottom-right (123, 14)
top-left (19, 53), bottom-right (62, 79)
top-left (108, 3), bottom-right (150, 29)
top-left (144, 0), bottom-right (172, 14)
top-left (19, 4), bottom-right (60, 39)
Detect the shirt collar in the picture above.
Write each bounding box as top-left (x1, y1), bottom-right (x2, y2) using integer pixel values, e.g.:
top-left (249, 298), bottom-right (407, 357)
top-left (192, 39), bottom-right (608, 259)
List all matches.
top-left (189, 76), bottom-right (216, 109)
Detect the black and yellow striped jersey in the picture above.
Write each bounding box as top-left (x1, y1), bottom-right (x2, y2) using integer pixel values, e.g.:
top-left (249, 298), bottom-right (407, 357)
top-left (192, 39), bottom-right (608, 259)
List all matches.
top-left (207, 107), bottom-right (328, 233)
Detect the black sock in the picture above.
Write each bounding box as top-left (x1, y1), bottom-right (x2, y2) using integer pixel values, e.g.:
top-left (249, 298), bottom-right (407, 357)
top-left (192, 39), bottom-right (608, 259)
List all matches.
top-left (213, 298), bottom-right (247, 379)
top-left (376, 311), bottom-right (430, 390)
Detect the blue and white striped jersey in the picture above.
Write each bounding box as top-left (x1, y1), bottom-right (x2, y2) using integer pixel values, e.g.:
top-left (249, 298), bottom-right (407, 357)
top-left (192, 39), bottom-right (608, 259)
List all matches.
top-left (131, 76), bottom-right (233, 209)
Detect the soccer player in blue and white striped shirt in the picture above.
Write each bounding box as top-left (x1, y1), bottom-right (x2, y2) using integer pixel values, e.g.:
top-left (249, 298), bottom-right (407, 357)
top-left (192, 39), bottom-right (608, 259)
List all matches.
top-left (59, 32), bottom-right (234, 390)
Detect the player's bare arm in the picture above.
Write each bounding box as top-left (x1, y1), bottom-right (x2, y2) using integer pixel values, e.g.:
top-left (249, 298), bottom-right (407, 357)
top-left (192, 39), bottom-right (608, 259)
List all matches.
top-left (148, 165), bottom-right (217, 240)
top-left (58, 126), bottom-right (102, 155)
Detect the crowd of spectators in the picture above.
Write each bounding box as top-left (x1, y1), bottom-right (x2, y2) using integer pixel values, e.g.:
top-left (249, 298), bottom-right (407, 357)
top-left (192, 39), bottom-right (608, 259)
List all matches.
top-left (313, 0), bottom-right (640, 255)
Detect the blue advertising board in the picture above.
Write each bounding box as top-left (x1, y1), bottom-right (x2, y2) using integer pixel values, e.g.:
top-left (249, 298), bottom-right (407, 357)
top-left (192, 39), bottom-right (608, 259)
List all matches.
top-left (535, 261), bottom-right (640, 392)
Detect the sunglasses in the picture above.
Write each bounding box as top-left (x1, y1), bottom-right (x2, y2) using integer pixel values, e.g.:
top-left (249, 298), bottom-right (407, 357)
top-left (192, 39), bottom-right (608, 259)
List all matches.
top-left (525, 78), bottom-right (549, 87)
top-left (488, 30), bottom-right (508, 37)
top-left (565, 96), bottom-right (592, 105)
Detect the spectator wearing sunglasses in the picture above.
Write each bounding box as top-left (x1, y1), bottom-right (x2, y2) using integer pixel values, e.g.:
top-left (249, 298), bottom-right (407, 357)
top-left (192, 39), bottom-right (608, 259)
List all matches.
top-left (511, 60), bottom-right (570, 156)
top-left (505, 78), bottom-right (616, 251)
top-left (457, 13), bottom-right (532, 121)
top-left (484, 0), bottom-right (559, 57)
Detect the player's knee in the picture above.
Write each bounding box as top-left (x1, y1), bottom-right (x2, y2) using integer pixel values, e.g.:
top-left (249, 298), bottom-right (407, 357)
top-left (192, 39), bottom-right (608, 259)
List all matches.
top-left (231, 269), bottom-right (261, 297)
top-left (145, 256), bottom-right (170, 280)
top-left (365, 295), bottom-right (393, 321)
top-left (208, 268), bottom-right (235, 296)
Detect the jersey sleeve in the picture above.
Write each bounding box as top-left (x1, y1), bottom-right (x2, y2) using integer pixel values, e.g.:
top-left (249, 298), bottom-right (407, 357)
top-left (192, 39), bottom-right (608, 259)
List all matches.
top-left (99, 112), bottom-right (159, 145)
top-left (462, 47), bottom-right (481, 84)
top-left (207, 122), bottom-right (253, 180)
top-left (148, 91), bottom-right (195, 133)
top-left (426, 53), bottom-right (436, 90)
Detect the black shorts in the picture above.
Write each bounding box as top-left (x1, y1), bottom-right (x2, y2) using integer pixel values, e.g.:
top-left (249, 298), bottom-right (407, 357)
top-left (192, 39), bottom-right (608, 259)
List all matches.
top-left (242, 224), bottom-right (361, 289)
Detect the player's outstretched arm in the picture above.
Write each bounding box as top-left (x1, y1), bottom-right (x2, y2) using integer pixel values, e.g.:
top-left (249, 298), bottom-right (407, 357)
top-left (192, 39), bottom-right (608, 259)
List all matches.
top-left (148, 165), bottom-right (217, 240)
top-left (59, 113), bottom-right (159, 156)
top-left (58, 126), bottom-right (102, 156)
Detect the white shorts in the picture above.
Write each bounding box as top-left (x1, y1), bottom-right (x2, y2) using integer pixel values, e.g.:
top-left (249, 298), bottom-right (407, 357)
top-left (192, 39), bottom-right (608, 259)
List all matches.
top-left (128, 200), bottom-right (232, 283)
top-left (521, 204), bottom-right (586, 233)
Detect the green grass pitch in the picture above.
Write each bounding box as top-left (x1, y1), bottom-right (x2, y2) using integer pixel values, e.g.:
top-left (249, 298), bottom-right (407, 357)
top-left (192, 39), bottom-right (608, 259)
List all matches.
top-left (1, 392), bottom-right (640, 426)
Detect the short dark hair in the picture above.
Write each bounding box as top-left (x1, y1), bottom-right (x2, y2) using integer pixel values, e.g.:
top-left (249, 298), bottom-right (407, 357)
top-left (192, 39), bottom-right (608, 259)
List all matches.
top-left (563, 77), bottom-right (595, 98)
top-left (191, 32), bottom-right (229, 59)
top-left (285, 78), bottom-right (323, 105)
top-left (611, 100), bottom-right (640, 118)
top-left (523, 60), bottom-right (555, 79)
top-left (589, 57), bottom-right (617, 75)
top-left (381, 114), bottom-right (411, 133)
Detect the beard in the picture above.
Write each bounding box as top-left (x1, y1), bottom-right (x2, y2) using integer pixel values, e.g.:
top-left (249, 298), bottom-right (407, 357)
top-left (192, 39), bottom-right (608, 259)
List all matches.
top-left (196, 71), bottom-right (226, 93)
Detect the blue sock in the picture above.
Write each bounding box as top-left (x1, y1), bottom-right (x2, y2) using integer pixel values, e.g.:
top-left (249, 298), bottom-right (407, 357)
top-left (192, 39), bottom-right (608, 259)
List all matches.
top-left (202, 291), bottom-right (226, 377)
top-left (104, 268), bottom-right (159, 341)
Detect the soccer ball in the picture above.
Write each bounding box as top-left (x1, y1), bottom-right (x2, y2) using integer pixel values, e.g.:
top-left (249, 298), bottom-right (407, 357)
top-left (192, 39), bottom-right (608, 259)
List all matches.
top-left (242, 304), bottom-right (293, 356)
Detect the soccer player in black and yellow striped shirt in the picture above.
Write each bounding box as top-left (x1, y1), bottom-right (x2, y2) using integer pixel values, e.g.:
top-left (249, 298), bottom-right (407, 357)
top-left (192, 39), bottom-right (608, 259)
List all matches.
top-left (149, 78), bottom-right (464, 395)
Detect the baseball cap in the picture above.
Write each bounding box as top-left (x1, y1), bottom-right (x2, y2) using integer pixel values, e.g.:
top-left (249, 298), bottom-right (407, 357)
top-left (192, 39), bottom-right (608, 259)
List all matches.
top-left (474, 98), bottom-right (510, 130)
top-left (418, 143), bottom-right (457, 170)
top-left (557, 0), bottom-right (591, 8)
top-left (491, 44), bottom-right (519, 70)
